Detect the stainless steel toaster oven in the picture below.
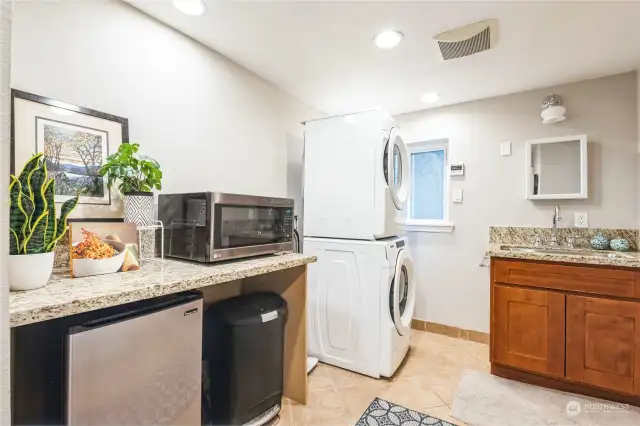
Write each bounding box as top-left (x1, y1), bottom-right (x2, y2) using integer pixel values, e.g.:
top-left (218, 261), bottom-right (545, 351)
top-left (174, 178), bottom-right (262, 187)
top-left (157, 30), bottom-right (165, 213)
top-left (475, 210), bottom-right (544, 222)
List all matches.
top-left (158, 192), bottom-right (294, 262)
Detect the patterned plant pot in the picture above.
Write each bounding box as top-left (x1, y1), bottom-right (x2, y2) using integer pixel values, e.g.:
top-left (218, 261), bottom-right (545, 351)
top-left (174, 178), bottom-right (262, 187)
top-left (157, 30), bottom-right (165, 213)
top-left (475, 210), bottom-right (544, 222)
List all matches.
top-left (590, 233), bottom-right (610, 250)
top-left (124, 192), bottom-right (154, 226)
top-left (610, 238), bottom-right (630, 252)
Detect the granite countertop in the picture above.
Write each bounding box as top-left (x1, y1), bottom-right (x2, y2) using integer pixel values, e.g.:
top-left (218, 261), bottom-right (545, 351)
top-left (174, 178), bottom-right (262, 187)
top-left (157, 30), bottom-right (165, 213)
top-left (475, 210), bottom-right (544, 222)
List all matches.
top-left (486, 243), bottom-right (640, 269)
top-left (10, 253), bottom-right (316, 328)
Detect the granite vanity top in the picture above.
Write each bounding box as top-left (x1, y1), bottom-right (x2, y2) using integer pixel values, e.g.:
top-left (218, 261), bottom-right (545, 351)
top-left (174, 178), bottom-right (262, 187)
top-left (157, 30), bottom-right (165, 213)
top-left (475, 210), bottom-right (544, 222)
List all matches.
top-left (10, 253), bottom-right (316, 328)
top-left (486, 243), bottom-right (640, 269)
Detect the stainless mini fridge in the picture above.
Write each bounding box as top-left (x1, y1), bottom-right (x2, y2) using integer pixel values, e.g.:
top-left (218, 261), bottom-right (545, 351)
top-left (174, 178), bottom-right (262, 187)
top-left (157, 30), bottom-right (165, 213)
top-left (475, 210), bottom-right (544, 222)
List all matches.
top-left (66, 292), bottom-right (203, 426)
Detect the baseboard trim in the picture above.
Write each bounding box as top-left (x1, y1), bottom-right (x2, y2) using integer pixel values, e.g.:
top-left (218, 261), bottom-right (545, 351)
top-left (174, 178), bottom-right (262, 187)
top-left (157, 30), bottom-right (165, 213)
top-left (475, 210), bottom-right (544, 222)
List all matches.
top-left (411, 319), bottom-right (489, 345)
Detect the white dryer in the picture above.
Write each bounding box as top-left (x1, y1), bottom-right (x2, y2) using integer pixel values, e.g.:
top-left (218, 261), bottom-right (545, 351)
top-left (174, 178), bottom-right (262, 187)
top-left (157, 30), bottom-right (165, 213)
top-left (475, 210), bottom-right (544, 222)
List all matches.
top-left (304, 236), bottom-right (415, 378)
top-left (303, 110), bottom-right (410, 240)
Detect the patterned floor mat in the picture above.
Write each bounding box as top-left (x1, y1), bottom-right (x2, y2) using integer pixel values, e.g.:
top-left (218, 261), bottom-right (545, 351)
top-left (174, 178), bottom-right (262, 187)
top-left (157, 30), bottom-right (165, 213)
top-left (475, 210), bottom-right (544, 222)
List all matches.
top-left (356, 398), bottom-right (455, 426)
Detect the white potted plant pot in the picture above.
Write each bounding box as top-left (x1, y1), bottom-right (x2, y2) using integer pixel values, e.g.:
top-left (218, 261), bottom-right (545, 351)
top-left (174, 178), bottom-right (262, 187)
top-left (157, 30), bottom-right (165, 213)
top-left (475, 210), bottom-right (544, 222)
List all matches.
top-left (9, 153), bottom-right (79, 292)
top-left (124, 191), bottom-right (154, 226)
top-left (8, 252), bottom-right (55, 291)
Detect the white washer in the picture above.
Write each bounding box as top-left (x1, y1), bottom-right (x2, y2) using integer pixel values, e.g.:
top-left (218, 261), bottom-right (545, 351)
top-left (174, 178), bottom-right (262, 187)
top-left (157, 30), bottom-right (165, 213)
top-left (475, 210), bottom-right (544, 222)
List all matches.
top-left (304, 236), bottom-right (415, 378)
top-left (303, 110), bottom-right (410, 240)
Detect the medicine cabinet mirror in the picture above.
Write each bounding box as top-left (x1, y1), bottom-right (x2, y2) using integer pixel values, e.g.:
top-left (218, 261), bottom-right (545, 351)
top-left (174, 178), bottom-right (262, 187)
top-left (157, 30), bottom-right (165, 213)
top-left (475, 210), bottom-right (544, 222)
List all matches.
top-left (525, 134), bottom-right (587, 200)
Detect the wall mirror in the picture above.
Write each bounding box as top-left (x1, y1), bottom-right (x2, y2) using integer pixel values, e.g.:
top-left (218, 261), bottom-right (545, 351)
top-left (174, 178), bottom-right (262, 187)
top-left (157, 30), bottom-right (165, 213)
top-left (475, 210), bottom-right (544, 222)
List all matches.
top-left (525, 134), bottom-right (588, 200)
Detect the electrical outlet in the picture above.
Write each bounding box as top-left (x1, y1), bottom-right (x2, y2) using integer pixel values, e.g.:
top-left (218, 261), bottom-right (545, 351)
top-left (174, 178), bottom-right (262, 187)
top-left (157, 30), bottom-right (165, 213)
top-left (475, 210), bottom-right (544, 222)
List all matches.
top-left (574, 212), bottom-right (589, 228)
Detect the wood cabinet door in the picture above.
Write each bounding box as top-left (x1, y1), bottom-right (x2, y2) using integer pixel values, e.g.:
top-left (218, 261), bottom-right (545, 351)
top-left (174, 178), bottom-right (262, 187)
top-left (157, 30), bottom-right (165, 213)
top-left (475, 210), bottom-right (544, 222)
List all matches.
top-left (566, 296), bottom-right (640, 395)
top-left (492, 285), bottom-right (565, 378)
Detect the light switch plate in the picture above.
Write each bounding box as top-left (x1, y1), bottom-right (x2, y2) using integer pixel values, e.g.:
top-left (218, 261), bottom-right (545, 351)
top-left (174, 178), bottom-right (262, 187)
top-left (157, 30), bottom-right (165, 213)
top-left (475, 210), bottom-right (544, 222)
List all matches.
top-left (500, 141), bottom-right (512, 156)
top-left (575, 212), bottom-right (589, 228)
top-left (453, 188), bottom-right (463, 203)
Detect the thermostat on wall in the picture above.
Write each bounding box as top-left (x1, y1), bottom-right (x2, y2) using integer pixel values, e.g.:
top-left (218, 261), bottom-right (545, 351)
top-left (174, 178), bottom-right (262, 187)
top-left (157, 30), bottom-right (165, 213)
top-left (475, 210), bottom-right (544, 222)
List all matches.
top-left (449, 163), bottom-right (465, 176)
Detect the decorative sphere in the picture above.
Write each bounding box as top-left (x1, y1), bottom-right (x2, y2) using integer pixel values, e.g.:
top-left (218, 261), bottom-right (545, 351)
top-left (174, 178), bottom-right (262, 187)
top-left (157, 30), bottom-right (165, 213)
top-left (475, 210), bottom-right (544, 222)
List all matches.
top-left (610, 238), bottom-right (630, 252)
top-left (590, 234), bottom-right (610, 250)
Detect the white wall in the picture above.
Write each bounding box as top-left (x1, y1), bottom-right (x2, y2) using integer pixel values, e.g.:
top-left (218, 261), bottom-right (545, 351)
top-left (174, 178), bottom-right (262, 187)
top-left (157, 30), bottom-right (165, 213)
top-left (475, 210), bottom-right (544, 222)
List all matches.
top-left (0, 1), bottom-right (10, 423)
top-left (396, 72), bottom-right (638, 332)
top-left (11, 0), bottom-right (320, 201)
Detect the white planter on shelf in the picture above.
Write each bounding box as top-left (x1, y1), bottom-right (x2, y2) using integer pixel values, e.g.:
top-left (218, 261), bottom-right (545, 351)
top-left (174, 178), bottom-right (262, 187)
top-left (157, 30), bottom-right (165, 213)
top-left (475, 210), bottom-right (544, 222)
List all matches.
top-left (8, 251), bottom-right (55, 291)
top-left (124, 192), bottom-right (154, 226)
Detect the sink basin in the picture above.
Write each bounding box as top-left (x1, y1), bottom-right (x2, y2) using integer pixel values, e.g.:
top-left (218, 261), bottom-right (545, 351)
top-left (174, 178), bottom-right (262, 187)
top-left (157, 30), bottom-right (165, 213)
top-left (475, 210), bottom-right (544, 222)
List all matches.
top-left (499, 245), bottom-right (634, 259)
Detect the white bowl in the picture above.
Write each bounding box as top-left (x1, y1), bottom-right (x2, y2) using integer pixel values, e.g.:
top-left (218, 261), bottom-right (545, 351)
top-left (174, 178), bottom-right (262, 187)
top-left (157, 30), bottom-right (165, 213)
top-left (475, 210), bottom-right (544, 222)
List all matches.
top-left (72, 240), bottom-right (126, 278)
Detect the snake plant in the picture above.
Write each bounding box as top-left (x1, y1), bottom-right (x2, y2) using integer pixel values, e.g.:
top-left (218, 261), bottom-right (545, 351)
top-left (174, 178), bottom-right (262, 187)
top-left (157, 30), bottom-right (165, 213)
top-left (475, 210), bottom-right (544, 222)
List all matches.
top-left (9, 153), bottom-right (79, 255)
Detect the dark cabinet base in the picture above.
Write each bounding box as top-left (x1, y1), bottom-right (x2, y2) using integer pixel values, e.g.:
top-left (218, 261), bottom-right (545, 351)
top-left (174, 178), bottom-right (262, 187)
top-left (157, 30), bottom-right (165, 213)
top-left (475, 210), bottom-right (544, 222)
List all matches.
top-left (12, 318), bottom-right (69, 425)
top-left (491, 364), bottom-right (640, 407)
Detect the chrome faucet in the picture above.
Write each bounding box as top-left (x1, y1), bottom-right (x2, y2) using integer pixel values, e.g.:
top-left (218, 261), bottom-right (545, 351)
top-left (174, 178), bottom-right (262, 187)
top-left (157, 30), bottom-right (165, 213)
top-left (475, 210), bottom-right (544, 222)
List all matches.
top-left (550, 205), bottom-right (562, 246)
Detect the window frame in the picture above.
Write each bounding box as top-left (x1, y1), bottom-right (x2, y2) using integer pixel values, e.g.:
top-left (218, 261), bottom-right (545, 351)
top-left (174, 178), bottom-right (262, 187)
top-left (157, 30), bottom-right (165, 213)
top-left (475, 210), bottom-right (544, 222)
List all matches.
top-left (401, 139), bottom-right (454, 233)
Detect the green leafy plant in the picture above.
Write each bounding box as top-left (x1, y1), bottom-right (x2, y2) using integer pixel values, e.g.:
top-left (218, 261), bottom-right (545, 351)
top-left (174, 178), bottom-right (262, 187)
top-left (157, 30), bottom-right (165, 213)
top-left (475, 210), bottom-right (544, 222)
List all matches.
top-left (9, 153), bottom-right (79, 255)
top-left (99, 143), bottom-right (162, 194)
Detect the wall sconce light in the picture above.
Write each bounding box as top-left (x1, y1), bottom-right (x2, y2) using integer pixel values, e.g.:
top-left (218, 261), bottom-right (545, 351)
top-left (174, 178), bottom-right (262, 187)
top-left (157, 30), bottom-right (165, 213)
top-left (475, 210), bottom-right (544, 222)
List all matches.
top-left (541, 94), bottom-right (566, 124)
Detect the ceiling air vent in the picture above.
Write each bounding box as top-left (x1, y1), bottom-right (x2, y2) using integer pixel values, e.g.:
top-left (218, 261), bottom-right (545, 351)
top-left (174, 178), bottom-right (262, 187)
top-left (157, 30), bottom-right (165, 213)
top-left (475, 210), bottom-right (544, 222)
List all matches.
top-left (434, 19), bottom-right (499, 61)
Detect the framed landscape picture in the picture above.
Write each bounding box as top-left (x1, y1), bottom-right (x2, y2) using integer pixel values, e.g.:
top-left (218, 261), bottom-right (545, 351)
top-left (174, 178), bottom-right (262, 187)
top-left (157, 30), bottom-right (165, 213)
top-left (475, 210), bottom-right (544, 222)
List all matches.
top-left (38, 118), bottom-right (110, 205)
top-left (11, 90), bottom-right (129, 220)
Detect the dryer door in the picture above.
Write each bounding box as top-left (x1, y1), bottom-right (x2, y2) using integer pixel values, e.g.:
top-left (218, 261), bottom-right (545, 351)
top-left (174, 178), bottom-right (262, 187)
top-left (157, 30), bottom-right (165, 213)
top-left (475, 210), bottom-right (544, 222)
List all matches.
top-left (389, 249), bottom-right (416, 336)
top-left (383, 128), bottom-right (410, 210)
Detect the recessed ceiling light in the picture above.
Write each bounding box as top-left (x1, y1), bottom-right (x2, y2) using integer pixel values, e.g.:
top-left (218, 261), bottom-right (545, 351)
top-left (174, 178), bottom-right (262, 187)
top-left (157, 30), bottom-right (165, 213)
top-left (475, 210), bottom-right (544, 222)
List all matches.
top-left (172, 0), bottom-right (207, 16)
top-left (374, 30), bottom-right (403, 49)
top-left (420, 93), bottom-right (440, 104)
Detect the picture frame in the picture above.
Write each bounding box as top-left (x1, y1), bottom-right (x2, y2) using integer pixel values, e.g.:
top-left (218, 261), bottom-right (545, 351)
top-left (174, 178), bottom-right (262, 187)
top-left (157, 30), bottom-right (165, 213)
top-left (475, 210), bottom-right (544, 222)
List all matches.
top-left (11, 89), bottom-right (129, 220)
top-left (68, 221), bottom-right (140, 278)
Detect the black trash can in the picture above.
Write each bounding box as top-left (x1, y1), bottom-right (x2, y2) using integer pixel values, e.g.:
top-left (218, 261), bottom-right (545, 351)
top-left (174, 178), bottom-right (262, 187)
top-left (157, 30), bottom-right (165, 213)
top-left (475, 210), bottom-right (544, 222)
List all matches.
top-left (202, 293), bottom-right (288, 426)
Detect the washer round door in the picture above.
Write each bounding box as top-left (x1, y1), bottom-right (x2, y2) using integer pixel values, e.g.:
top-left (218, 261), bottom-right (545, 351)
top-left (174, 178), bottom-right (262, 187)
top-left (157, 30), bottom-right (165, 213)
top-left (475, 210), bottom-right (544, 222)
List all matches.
top-left (389, 249), bottom-right (416, 336)
top-left (383, 127), bottom-right (410, 210)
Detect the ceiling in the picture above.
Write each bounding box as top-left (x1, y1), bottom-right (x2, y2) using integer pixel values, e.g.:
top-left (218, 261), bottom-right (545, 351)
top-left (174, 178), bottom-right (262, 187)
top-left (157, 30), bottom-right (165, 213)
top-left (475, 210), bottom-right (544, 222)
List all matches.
top-left (128, 0), bottom-right (640, 115)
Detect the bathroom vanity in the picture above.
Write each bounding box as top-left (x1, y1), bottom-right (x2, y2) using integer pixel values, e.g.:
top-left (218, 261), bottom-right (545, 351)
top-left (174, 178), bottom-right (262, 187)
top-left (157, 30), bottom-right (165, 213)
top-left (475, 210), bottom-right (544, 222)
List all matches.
top-left (488, 246), bottom-right (640, 406)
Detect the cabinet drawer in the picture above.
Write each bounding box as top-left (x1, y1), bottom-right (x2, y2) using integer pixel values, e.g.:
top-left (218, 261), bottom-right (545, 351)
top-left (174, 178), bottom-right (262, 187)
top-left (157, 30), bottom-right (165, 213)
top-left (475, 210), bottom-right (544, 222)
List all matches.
top-left (493, 259), bottom-right (640, 298)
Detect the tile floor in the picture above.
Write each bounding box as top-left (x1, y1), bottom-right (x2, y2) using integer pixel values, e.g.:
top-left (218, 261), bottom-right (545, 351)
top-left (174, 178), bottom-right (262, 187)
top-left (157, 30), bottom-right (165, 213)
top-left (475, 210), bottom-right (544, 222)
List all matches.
top-left (280, 329), bottom-right (490, 426)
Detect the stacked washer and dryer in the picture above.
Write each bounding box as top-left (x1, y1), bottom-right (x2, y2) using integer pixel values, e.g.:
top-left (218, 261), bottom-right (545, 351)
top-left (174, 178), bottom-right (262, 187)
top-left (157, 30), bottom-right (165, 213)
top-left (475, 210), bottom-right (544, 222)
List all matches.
top-left (302, 110), bottom-right (416, 378)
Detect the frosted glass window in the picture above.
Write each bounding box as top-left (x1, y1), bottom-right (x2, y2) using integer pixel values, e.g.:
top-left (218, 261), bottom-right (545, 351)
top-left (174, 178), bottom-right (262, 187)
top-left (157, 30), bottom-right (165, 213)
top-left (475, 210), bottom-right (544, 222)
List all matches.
top-left (410, 149), bottom-right (445, 220)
